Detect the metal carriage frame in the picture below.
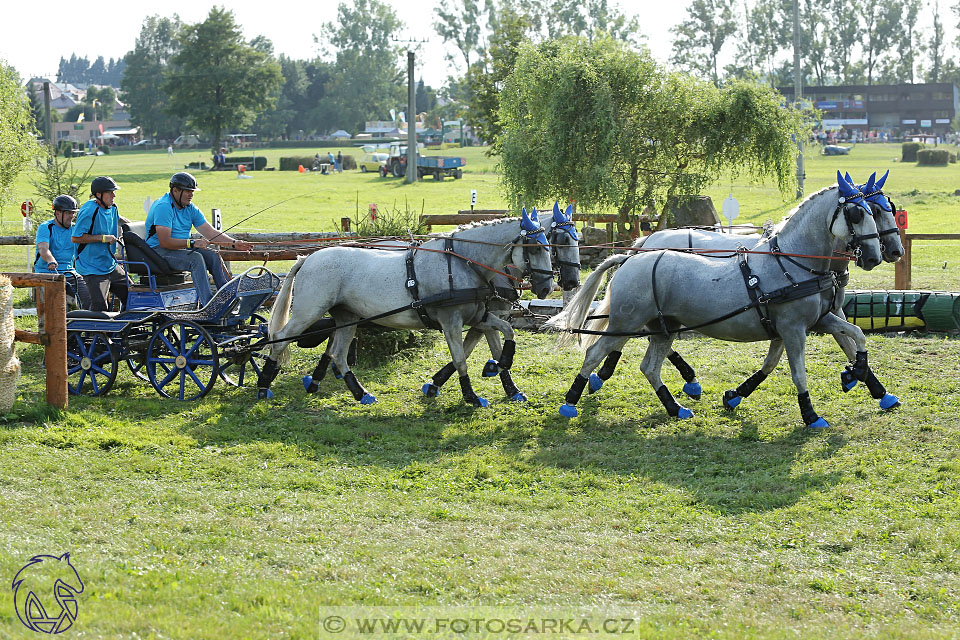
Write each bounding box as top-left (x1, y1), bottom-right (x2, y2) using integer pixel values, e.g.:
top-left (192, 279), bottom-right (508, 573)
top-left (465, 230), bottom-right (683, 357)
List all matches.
top-left (65, 263), bottom-right (280, 401)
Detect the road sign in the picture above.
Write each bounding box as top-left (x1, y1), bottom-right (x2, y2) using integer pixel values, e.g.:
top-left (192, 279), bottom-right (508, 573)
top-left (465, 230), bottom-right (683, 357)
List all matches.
top-left (896, 210), bottom-right (908, 229)
top-left (722, 194), bottom-right (739, 230)
top-left (20, 201), bottom-right (33, 217)
top-left (470, 190), bottom-right (477, 207)
top-left (212, 208), bottom-right (222, 231)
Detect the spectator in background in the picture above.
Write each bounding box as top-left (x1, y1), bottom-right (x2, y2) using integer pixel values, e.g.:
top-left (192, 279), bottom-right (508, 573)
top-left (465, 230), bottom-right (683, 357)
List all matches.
top-left (336, 151), bottom-right (343, 173)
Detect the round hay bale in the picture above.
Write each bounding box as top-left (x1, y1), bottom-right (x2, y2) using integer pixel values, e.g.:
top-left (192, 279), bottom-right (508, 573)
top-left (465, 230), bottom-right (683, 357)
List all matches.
top-left (0, 274), bottom-right (18, 411)
top-left (0, 357), bottom-right (20, 412)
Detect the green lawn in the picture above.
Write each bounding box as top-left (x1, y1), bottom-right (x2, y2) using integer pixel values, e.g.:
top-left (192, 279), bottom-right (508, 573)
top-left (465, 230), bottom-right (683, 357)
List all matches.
top-left (1, 143), bottom-right (959, 638)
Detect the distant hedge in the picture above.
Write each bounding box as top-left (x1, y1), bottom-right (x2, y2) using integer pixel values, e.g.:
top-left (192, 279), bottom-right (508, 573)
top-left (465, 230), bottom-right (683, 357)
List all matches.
top-left (279, 156), bottom-right (316, 171)
top-left (225, 155), bottom-right (267, 170)
top-left (917, 149), bottom-right (950, 166)
top-left (341, 154), bottom-right (356, 170)
top-left (902, 142), bottom-right (925, 162)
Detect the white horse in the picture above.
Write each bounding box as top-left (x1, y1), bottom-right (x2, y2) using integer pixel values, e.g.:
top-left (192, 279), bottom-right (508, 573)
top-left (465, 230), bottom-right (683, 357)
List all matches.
top-left (257, 210), bottom-right (555, 407)
top-left (587, 171), bottom-right (902, 412)
top-left (549, 173), bottom-right (883, 428)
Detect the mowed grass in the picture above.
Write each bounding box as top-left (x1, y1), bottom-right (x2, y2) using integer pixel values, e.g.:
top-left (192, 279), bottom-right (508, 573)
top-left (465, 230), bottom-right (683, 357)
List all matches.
top-left (1, 142), bottom-right (959, 638)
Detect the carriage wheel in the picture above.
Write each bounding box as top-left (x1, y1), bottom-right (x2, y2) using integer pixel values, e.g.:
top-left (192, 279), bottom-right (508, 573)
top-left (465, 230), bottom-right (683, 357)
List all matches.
top-left (66, 331), bottom-right (118, 396)
top-left (126, 354), bottom-right (149, 381)
top-left (219, 314), bottom-right (267, 387)
top-left (146, 320), bottom-right (219, 400)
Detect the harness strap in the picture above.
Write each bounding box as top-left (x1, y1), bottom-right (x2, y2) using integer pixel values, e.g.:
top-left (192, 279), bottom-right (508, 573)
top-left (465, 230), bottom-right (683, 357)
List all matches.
top-left (34, 220), bottom-right (58, 265)
top-left (650, 251), bottom-right (670, 336)
top-left (74, 208), bottom-right (100, 256)
top-left (405, 247), bottom-right (442, 330)
top-left (738, 250), bottom-right (778, 339)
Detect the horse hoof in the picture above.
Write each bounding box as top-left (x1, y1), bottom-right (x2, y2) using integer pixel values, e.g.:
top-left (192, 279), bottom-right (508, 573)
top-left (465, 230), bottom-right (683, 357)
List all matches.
top-left (722, 390), bottom-right (741, 410)
top-left (879, 393), bottom-right (901, 410)
top-left (257, 388), bottom-right (273, 401)
top-left (510, 392), bottom-right (527, 402)
top-left (588, 373), bottom-right (603, 393)
top-left (360, 393), bottom-right (377, 405)
top-left (682, 381), bottom-right (702, 399)
top-left (807, 416), bottom-right (830, 429)
top-left (677, 407), bottom-right (694, 419)
top-left (558, 403), bottom-right (578, 418)
top-left (472, 396), bottom-right (489, 408)
top-left (841, 368), bottom-right (857, 392)
top-left (302, 375), bottom-right (318, 393)
top-left (482, 359), bottom-right (499, 377)
top-left (422, 383), bottom-right (439, 397)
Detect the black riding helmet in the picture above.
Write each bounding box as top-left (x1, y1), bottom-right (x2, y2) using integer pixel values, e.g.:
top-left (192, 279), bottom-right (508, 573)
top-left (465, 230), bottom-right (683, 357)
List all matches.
top-left (90, 176), bottom-right (119, 194)
top-left (52, 194), bottom-right (80, 211)
top-left (170, 172), bottom-right (200, 191)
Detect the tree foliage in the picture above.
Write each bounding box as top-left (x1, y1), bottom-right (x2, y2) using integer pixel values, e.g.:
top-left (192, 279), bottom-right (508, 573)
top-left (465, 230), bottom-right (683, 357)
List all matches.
top-left (670, 0), bottom-right (739, 87)
top-left (164, 7), bottom-right (282, 150)
top-left (498, 37), bottom-right (809, 224)
top-left (315, 0), bottom-right (405, 133)
top-left (122, 15), bottom-right (185, 139)
top-left (0, 63), bottom-right (44, 217)
top-left (57, 55), bottom-right (125, 87)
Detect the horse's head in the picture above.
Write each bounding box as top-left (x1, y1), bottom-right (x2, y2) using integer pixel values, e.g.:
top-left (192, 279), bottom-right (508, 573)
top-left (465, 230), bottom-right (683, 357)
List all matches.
top-left (860, 170), bottom-right (904, 262)
top-left (549, 201), bottom-right (581, 291)
top-left (13, 553), bottom-right (84, 632)
top-left (516, 207), bottom-right (555, 299)
top-left (834, 170), bottom-right (882, 270)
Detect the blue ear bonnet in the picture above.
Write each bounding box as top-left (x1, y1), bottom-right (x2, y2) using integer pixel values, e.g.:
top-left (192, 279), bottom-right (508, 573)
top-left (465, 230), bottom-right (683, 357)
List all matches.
top-left (551, 201), bottom-right (578, 241)
top-left (837, 170), bottom-right (870, 213)
top-left (520, 207), bottom-right (548, 246)
top-left (862, 170), bottom-right (892, 212)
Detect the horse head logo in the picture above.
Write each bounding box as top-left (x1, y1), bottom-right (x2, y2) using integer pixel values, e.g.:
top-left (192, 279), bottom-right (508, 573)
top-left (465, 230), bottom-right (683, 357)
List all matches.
top-left (12, 553), bottom-right (84, 634)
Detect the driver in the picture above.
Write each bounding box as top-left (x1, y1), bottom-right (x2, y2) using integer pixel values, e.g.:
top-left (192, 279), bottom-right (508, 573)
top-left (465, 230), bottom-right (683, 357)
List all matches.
top-left (145, 172), bottom-right (253, 306)
top-left (34, 195), bottom-right (90, 309)
top-left (72, 176), bottom-right (128, 312)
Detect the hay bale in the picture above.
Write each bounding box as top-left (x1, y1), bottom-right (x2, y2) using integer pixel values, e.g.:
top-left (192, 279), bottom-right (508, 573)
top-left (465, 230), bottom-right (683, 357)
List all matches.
top-left (917, 149), bottom-right (950, 166)
top-left (902, 142), bottom-right (924, 162)
top-left (341, 154), bottom-right (356, 170)
top-left (0, 274), bottom-right (18, 411)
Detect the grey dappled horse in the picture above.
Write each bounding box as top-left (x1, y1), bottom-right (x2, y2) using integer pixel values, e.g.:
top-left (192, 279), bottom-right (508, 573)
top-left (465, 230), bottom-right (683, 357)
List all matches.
top-left (422, 202), bottom-right (581, 402)
top-left (549, 174), bottom-right (884, 428)
top-left (256, 211), bottom-right (555, 407)
top-left (599, 171), bottom-right (902, 413)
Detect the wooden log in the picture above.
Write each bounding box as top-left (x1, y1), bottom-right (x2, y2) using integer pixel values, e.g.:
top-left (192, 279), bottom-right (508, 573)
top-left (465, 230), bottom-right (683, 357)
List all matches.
top-left (14, 329), bottom-right (43, 345)
top-left (3, 272), bottom-right (64, 287)
top-left (43, 280), bottom-right (68, 409)
top-left (0, 235), bottom-right (32, 246)
top-left (228, 232), bottom-right (350, 243)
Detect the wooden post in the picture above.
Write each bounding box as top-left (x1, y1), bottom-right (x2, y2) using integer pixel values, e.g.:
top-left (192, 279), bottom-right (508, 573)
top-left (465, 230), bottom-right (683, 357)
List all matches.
top-left (43, 280), bottom-right (67, 409)
top-left (895, 233), bottom-right (911, 290)
top-left (340, 217), bottom-right (351, 233)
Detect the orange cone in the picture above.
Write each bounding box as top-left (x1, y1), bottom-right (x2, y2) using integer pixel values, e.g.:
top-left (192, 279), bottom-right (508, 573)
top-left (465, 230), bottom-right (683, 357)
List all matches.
top-left (298, 164), bottom-right (304, 173)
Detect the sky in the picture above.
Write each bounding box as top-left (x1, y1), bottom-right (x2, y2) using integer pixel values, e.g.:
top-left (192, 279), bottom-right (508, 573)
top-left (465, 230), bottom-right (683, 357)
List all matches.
top-left (0, 0), bottom-right (950, 88)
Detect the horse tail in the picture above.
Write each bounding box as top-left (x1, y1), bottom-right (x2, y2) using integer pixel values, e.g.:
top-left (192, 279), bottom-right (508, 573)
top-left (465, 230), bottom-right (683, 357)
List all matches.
top-left (548, 253), bottom-right (630, 349)
top-left (579, 295), bottom-right (612, 351)
top-left (268, 255), bottom-right (308, 366)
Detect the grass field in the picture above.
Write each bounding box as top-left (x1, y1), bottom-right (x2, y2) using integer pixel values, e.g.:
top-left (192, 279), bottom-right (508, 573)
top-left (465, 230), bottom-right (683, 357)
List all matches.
top-left (1, 143), bottom-right (959, 638)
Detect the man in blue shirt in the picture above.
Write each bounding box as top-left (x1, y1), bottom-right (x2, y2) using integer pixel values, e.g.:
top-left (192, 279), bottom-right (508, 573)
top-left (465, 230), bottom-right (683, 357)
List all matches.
top-left (34, 194), bottom-right (90, 309)
top-left (146, 172), bottom-right (252, 306)
top-left (72, 176), bottom-right (128, 312)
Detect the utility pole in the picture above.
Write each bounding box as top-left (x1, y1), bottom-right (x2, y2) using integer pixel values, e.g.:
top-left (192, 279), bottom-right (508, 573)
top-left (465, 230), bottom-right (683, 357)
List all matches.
top-left (793, 0), bottom-right (805, 198)
top-left (406, 51), bottom-right (417, 184)
top-left (42, 81), bottom-right (53, 152)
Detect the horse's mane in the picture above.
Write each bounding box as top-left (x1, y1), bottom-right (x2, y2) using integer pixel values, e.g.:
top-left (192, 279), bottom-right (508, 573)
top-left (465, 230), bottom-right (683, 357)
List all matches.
top-left (771, 184), bottom-right (837, 233)
top-left (447, 216), bottom-right (520, 236)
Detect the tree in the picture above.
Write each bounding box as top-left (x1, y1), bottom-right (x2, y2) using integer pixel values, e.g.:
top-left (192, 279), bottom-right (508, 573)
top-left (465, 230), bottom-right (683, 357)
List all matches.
top-left (415, 79), bottom-right (436, 114)
top-left (0, 63), bottom-right (44, 217)
top-left (926, 0), bottom-right (945, 82)
top-left (669, 0), bottom-right (739, 86)
top-left (434, 0), bottom-right (484, 73)
top-left (497, 37), bottom-right (808, 230)
top-left (828, 0), bottom-right (863, 84)
top-left (315, 0), bottom-right (404, 132)
top-left (726, 0), bottom-right (789, 87)
top-left (122, 15), bottom-right (185, 140)
top-left (165, 7), bottom-right (282, 150)
top-left (801, 0), bottom-right (832, 86)
top-left (859, 0), bottom-right (900, 85)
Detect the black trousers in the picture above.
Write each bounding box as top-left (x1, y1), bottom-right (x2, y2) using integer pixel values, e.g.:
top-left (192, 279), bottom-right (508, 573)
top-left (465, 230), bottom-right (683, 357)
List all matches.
top-left (83, 267), bottom-right (128, 312)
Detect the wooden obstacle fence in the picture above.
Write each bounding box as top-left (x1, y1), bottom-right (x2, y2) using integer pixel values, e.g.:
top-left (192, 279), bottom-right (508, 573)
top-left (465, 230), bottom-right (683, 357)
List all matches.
top-left (894, 232), bottom-right (960, 290)
top-left (3, 272), bottom-right (67, 409)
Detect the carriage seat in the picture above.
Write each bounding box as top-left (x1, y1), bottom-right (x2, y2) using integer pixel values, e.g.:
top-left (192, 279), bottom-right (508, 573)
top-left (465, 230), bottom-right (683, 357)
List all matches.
top-left (121, 222), bottom-right (189, 286)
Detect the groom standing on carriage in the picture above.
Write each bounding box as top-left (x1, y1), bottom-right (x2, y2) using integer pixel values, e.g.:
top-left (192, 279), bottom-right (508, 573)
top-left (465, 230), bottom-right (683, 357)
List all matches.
top-left (145, 172), bottom-right (253, 306)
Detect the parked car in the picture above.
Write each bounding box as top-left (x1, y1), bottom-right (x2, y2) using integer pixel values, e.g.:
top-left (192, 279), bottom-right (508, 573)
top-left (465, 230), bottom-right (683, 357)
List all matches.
top-left (359, 152), bottom-right (388, 173)
top-left (173, 134), bottom-right (201, 147)
top-left (133, 139), bottom-right (155, 147)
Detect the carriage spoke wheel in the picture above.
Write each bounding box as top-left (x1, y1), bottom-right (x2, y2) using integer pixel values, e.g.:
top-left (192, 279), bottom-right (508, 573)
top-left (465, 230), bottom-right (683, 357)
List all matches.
top-left (147, 320), bottom-right (219, 400)
top-left (219, 314), bottom-right (267, 387)
top-left (126, 354), bottom-right (149, 381)
top-left (66, 331), bottom-right (118, 396)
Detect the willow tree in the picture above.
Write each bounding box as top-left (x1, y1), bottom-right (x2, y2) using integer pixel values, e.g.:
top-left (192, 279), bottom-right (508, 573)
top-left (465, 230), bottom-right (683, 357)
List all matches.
top-left (497, 37), bottom-right (809, 233)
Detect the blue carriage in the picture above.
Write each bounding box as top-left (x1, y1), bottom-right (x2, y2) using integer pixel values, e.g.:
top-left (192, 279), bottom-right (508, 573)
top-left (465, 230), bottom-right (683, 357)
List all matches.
top-left (65, 223), bottom-right (280, 400)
